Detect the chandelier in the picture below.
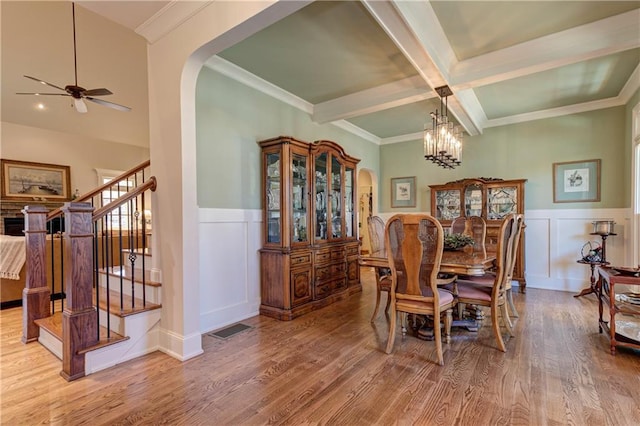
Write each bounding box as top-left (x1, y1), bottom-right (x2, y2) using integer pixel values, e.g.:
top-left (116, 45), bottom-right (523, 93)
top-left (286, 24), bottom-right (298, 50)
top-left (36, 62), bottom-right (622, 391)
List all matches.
top-left (424, 85), bottom-right (463, 169)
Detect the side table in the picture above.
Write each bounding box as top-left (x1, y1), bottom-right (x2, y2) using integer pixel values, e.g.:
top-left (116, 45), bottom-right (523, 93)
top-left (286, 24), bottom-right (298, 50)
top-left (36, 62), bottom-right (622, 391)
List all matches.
top-left (597, 266), bottom-right (640, 355)
top-left (574, 259), bottom-right (608, 298)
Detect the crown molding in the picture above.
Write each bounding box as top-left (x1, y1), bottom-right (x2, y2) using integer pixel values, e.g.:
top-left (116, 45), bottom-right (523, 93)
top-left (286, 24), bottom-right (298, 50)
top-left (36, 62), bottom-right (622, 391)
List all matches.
top-left (136, 1), bottom-right (212, 44)
top-left (205, 57), bottom-right (381, 144)
top-left (485, 97), bottom-right (625, 128)
top-left (205, 56), bottom-right (313, 114)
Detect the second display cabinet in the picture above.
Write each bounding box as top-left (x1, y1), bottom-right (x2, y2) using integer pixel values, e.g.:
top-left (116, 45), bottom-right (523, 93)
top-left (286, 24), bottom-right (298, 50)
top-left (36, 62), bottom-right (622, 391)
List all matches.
top-left (429, 177), bottom-right (527, 291)
top-left (259, 136), bottom-right (360, 320)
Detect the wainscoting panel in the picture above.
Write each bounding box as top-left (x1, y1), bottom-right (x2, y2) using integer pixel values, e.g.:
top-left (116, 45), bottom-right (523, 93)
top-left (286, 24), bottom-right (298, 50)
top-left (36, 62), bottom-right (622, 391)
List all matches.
top-left (525, 208), bottom-right (630, 292)
top-left (198, 208), bottom-right (262, 334)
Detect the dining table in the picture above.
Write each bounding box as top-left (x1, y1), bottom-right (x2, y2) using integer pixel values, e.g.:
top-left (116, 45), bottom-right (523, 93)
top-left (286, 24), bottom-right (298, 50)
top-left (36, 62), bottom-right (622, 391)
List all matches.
top-left (359, 248), bottom-right (496, 277)
top-left (359, 247), bottom-right (497, 335)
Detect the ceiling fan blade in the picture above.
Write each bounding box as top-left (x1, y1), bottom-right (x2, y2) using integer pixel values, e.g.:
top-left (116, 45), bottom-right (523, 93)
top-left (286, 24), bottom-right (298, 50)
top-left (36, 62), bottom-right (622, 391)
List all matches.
top-left (86, 96), bottom-right (131, 112)
top-left (83, 88), bottom-right (112, 97)
top-left (74, 98), bottom-right (88, 113)
top-left (16, 92), bottom-right (71, 96)
top-left (23, 75), bottom-right (66, 92)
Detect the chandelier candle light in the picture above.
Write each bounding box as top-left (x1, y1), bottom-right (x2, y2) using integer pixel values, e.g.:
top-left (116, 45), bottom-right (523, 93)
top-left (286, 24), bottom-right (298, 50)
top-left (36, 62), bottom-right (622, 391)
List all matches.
top-left (424, 85), bottom-right (463, 169)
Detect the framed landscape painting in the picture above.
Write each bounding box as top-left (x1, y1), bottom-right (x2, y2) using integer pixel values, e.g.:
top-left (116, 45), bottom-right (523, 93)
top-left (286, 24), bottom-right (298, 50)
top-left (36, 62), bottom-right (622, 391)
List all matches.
top-left (552, 159), bottom-right (600, 203)
top-left (391, 176), bottom-right (416, 208)
top-left (1, 159), bottom-right (71, 201)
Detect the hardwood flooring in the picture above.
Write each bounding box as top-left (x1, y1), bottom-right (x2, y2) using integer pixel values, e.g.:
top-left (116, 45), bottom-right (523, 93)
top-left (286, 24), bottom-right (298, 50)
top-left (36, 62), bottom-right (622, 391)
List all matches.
top-left (2, 269), bottom-right (639, 425)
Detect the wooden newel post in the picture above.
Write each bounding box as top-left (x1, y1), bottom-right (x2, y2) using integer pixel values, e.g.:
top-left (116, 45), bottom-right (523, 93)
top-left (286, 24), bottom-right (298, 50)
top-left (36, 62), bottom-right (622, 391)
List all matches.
top-left (22, 205), bottom-right (50, 343)
top-left (60, 202), bottom-right (98, 381)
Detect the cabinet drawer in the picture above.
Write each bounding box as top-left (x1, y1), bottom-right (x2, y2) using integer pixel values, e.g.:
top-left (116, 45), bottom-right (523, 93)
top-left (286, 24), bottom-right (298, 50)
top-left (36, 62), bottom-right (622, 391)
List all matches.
top-left (314, 249), bottom-right (332, 264)
top-left (331, 262), bottom-right (346, 275)
top-left (331, 247), bottom-right (346, 260)
top-left (333, 277), bottom-right (347, 291)
top-left (315, 265), bottom-right (331, 282)
top-left (291, 252), bottom-right (311, 266)
top-left (314, 282), bottom-right (332, 299)
top-left (346, 244), bottom-right (359, 256)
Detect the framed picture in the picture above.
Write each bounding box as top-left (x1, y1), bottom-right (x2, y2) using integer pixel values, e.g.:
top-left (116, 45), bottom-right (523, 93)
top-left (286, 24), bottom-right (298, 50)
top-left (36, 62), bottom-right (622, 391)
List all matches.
top-left (391, 176), bottom-right (416, 208)
top-left (552, 159), bottom-right (600, 203)
top-left (1, 159), bottom-right (71, 201)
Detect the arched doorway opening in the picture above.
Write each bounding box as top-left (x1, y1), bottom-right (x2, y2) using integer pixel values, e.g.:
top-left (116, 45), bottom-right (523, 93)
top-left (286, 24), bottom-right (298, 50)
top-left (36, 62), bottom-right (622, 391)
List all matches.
top-left (357, 168), bottom-right (377, 254)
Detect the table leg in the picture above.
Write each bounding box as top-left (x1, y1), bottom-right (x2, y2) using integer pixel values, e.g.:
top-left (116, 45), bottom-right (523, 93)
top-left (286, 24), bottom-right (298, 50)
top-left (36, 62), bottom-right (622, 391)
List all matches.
top-left (574, 263), bottom-right (597, 298)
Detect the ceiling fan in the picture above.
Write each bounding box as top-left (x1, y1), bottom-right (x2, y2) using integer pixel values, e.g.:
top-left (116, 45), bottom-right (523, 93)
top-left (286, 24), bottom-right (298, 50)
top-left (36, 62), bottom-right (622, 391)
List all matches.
top-left (16, 2), bottom-right (131, 113)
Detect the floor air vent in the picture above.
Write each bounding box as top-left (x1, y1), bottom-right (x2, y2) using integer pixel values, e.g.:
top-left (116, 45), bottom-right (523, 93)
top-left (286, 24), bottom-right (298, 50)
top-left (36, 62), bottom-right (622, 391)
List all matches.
top-left (207, 323), bottom-right (252, 340)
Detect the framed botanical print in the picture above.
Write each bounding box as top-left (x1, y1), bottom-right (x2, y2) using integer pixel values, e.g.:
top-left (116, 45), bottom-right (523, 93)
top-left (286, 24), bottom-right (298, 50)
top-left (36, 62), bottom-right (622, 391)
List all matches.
top-left (553, 159), bottom-right (600, 203)
top-left (391, 176), bottom-right (416, 208)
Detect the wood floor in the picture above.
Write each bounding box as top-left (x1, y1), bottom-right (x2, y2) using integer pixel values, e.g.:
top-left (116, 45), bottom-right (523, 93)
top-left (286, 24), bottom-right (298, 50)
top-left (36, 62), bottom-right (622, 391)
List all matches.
top-left (2, 268), bottom-right (639, 425)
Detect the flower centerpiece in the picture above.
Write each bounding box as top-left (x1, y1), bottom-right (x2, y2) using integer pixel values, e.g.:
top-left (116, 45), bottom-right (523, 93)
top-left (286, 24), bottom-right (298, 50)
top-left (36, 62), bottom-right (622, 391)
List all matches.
top-left (443, 233), bottom-right (475, 251)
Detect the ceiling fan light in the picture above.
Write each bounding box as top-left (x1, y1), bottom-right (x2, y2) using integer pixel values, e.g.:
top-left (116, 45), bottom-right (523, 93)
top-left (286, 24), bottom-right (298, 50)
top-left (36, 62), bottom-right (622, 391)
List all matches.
top-left (74, 98), bottom-right (87, 113)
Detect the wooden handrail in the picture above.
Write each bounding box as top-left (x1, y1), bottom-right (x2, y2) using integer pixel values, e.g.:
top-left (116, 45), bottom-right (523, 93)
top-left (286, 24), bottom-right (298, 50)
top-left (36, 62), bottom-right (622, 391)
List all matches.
top-left (48, 160), bottom-right (151, 221)
top-left (92, 177), bottom-right (157, 222)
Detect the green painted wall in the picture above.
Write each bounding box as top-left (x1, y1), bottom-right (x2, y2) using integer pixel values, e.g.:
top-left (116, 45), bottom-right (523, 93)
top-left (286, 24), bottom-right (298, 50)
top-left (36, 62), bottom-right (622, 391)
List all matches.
top-left (380, 106), bottom-right (629, 212)
top-left (195, 67), bottom-right (380, 209)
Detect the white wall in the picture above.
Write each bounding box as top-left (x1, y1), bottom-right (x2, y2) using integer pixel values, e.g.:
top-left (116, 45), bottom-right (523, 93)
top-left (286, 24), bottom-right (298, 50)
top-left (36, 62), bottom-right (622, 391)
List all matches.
top-left (0, 121), bottom-right (149, 193)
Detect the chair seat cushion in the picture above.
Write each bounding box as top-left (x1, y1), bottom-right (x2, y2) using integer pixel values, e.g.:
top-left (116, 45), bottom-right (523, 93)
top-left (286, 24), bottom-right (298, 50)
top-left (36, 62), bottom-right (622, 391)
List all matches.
top-left (456, 282), bottom-right (492, 302)
top-left (458, 274), bottom-right (495, 286)
top-left (396, 289), bottom-right (455, 312)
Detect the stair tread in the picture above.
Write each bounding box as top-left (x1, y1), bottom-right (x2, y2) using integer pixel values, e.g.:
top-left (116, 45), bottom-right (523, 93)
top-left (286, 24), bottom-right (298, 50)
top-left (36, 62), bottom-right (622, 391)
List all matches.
top-left (35, 314), bottom-right (63, 340)
top-left (95, 287), bottom-right (162, 317)
top-left (99, 266), bottom-right (162, 287)
top-left (35, 312), bottom-right (129, 353)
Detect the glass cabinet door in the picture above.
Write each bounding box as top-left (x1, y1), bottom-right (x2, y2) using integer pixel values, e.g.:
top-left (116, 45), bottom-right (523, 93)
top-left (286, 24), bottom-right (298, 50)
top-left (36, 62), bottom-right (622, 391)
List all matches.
top-left (315, 153), bottom-right (328, 241)
top-left (464, 184), bottom-right (483, 217)
top-left (487, 186), bottom-right (517, 220)
top-left (345, 166), bottom-right (354, 237)
top-left (291, 153), bottom-right (308, 243)
top-left (435, 189), bottom-right (461, 220)
top-left (331, 155), bottom-right (342, 239)
top-left (265, 152), bottom-right (281, 244)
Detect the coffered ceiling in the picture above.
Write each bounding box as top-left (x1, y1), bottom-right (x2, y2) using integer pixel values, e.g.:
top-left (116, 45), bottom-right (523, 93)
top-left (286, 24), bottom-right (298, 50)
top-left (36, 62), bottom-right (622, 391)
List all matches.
top-left (212, 1), bottom-right (640, 143)
top-left (2, 1), bottom-right (639, 147)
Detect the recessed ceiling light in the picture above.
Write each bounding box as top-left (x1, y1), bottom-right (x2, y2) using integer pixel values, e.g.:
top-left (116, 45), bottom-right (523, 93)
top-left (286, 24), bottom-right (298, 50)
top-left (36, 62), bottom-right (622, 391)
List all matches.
top-left (36, 103), bottom-right (46, 110)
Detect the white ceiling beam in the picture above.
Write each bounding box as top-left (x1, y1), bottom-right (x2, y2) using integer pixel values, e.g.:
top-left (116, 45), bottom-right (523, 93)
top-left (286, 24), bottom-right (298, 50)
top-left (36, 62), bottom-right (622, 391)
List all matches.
top-left (312, 75), bottom-right (432, 124)
top-left (451, 9), bottom-right (640, 90)
top-left (619, 63), bottom-right (640, 103)
top-left (362, 0), bottom-right (483, 136)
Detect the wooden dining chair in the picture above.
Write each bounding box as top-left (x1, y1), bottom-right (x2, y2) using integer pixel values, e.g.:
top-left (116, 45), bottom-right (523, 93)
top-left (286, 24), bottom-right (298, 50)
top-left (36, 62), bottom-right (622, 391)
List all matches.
top-left (455, 213), bottom-right (518, 352)
top-left (450, 216), bottom-right (467, 235)
top-left (450, 216), bottom-right (486, 257)
top-left (468, 216), bottom-right (487, 257)
top-left (456, 214), bottom-right (522, 320)
top-left (367, 216), bottom-right (392, 322)
top-left (384, 214), bottom-right (456, 365)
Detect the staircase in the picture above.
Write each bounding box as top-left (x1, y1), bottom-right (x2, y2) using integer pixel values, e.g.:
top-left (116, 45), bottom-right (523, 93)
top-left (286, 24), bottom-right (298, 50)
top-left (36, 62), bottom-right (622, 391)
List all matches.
top-left (21, 160), bottom-right (160, 380)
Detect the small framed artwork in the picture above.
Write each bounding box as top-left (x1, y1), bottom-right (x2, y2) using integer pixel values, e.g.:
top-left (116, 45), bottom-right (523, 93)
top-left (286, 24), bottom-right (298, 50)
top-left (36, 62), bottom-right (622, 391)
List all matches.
top-left (1, 159), bottom-right (71, 201)
top-left (391, 176), bottom-right (416, 208)
top-left (552, 159), bottom-right (600, 203)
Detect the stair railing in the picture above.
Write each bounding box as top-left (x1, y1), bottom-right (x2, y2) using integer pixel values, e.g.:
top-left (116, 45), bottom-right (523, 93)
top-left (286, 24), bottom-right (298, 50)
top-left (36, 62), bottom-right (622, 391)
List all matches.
top-left (22, 160), bottom-right (156, 380)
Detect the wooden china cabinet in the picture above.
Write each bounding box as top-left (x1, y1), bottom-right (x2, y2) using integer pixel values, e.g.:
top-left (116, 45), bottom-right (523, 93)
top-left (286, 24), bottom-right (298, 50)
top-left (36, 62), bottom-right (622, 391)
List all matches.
top-left (429, 177), bottom-right (528, 291)
top-left (258, 136), bottom-right (360, 320)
